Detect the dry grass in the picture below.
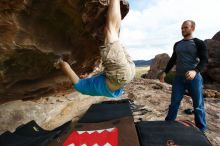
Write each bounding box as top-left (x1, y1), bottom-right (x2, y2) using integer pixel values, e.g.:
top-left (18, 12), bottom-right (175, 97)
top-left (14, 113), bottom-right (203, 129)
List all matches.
top-left (135, 66), bottom-right (150, 78)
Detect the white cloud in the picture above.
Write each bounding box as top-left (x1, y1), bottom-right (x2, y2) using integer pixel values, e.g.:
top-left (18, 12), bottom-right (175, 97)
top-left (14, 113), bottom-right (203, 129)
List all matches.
top-left (120, 0), bottom-right (220, 60)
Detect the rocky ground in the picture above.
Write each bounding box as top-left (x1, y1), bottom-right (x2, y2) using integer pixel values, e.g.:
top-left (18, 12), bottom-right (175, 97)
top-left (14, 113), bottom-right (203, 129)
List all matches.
top-left (0, 78), bottom-right (219, 146)
top-left (123, 79), bottom-right (220, 146)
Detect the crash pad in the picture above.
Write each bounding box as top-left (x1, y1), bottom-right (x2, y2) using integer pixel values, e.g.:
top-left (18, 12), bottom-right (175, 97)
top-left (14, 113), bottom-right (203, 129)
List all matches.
top-left (78, 99), bottom-right (132, 123)
top-left (47, 116), bottom-right (140, 146)
top-left (136, 121), bottom-right (211, 146)
top-left (0, 120), bottom-right (71, 146)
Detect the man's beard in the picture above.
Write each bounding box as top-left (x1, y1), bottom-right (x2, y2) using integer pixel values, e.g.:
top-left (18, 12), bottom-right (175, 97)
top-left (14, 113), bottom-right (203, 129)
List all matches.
top-left (182, 32), bottom-right (191, 37)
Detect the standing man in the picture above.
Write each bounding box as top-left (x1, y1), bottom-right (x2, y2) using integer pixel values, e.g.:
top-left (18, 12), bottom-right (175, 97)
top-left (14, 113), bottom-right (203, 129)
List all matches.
top-left (160, 20), bottom-right (208, 132)
top-left (55, 0), bottom-right (135, 97)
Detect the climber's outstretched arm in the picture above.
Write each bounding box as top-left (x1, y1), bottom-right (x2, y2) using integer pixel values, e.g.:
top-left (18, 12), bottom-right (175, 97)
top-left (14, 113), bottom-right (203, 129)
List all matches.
top-left (104, 0), bottom-right (121, 44)
top-left (60, 61), bottom-right (79, 84)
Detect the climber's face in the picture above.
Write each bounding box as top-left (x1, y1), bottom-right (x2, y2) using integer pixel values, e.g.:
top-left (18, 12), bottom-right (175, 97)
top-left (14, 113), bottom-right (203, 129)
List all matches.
top-left (181, 21), bottom-right (195, 38)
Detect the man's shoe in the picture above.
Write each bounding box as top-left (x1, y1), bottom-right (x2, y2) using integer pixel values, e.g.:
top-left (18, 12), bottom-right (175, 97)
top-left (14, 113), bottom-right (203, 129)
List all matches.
top-left (184, 108), bottom-right (194, 115)
top-left (202, 129), bottom-right (209, 137)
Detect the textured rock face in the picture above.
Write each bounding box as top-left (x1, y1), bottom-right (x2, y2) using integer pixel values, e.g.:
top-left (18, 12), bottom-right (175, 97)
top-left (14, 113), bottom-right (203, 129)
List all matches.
top-left (204, 31), bottom-right (220, 83)
top-left (0, 91), bottom-right (107, 133)
top-left (144, 53), bottom-right (171, 79)
top-left (0, 0), bottom-right (129, 99)
top-left (212, 31), bottom-right (220, 41)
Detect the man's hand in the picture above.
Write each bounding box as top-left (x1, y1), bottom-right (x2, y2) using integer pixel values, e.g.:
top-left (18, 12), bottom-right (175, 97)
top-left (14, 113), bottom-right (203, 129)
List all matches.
top-left (159, 72), bottom-right (166, 83)
top-left (185, 70), bottom-right (197, 80)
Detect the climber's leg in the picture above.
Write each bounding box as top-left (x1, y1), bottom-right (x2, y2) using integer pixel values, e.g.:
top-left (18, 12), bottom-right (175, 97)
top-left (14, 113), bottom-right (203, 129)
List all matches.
top-left (104, 0), bottom-right (121, 44)
top-left (100, 0), bottom-right (135, 91)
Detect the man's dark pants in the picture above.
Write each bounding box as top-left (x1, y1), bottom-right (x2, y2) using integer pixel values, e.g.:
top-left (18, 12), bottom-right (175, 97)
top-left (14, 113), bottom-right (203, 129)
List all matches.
top-left (165, 73), bottom-right (207, 132)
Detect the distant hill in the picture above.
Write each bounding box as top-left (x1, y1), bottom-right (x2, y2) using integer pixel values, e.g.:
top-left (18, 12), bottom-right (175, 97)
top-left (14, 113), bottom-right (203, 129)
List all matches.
top-left (134, 59), bottom-right (154, 67)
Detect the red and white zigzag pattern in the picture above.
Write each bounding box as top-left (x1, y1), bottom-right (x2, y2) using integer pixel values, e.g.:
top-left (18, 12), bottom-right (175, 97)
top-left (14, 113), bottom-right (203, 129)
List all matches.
top-left (63, 128), bottom-right (118, 146)
top-left (68, 143), bottom-right (112, 146)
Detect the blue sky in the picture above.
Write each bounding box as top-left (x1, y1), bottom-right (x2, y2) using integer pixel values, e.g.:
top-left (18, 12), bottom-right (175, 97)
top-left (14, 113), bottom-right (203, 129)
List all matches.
top-left (120, 0), bottom-right (220, 60)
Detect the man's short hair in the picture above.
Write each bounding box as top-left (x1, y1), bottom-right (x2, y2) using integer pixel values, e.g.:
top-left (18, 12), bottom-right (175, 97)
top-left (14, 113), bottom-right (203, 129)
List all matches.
top-left (183, 20), bottom-right (196, 28)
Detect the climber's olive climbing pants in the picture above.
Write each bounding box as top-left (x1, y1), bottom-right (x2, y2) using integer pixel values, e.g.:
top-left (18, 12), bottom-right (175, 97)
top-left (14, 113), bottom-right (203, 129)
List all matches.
top-left (100, 41), bottom-right (136, 86)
